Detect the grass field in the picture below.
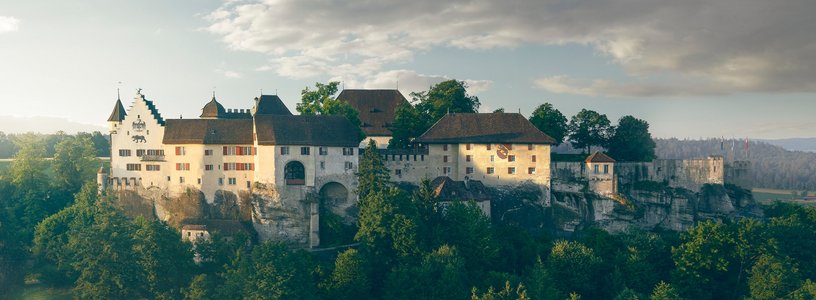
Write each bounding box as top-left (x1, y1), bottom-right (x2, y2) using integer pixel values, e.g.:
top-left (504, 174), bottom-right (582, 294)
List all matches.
top-left (752, 187), bottom-right (816, 206)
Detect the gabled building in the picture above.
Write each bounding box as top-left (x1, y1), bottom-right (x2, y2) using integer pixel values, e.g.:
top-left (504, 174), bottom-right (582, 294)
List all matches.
top-left (585, 151), bottom-right (616, 195)
top-left (336, 89), bottom-right (409, 148)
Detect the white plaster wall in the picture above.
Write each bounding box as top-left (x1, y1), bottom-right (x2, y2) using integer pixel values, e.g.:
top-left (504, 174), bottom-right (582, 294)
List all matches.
top-left (109, 93), bottom-right (166, 190)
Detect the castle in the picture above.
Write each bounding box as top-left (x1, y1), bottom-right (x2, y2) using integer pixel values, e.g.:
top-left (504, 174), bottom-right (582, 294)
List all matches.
top-left (101, 89), bottom-right (731, 246)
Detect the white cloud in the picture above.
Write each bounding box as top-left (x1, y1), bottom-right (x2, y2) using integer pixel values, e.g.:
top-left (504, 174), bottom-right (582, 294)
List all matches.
top-left (533, 76), bottom-right (728, 97)
top-left (0, 16), bottom-right (20, 34)
top-left (206, 0), bottom-right (816, 96)
top-left (223, 70), bottom-right (243, 79)
top-left (356, 70), bottom-right (493, 100)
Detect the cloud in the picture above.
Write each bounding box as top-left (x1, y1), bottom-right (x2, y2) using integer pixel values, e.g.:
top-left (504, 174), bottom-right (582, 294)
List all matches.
top-left (0, 16), bottom-right (20, 34)
top-left (223, 70), bottom-right (243, 79)
top-left (206, 0), bottom-right (816, 96)
top-left (534, 76), bottom-right (728, 97)
top-left (354, 69), bottom-right (493, 99)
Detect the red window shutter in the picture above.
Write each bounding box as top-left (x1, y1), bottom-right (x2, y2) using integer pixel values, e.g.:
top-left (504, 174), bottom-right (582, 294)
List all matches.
top-left (532, 155), bottom-right (537, 162)
top-left (175, 147), bottom-right (181, 155)
top-left (250, 164), bottom-right (254, 170)
top-left (224, 163), bottom-right (228, 170)
top-left (223, 146), bottom-right (228, 155)
top-left (253, 147), bottom-right (257, 155)
top-left (237, 147), bottom-right (242, 155)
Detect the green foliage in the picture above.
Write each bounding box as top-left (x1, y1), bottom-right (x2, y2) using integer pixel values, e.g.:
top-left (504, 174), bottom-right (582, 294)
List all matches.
top-left (411, 80), bottom-right (480, 120)
top-left (328, 249), bottom-right (371, 300)
top-left (132, 217), bottom-right (195, 299)
top-left (649, 281), bottom-right (681, 300)
top-left (184, 274), bottom-right (213, 300)
top-left (10, 134), bottom-right (51, 229)
top-left (52, 135), bottom-right (98, 193)
top-left (389, 102), bottom-right (431, 149)
top-left (297, 81), bottom-right (364, 138)
top-left (547, 240), bottom-right (602, 297)
top-left (220, 242), bottom-right (317, 300)
top-left (567, 109), bottom-right (612, 153)
top-left (525, 258), bottom-right (561, 300)
top-left (671, 220), bottom-right (737, 299)
top-left (471, 281), bottom-right (530, 300)
top-left (529, 103), bottom-right (568, 145)
top-left (319, 210), bottom-right (357, 247)
top-left (614, 288), bottom-right (642, 300)
top-left (356, 140), bottom-right (391, 199)
top-left (385, 245), bottom-right (468, 300)
top-left (790, 280), bottom-right (816, 300)
top-left (748, 254), bottom-right (802, 300)
top-left (607, 116), bottom-right (656, 162)
top-left (438, 201), bottom-right (499, 277)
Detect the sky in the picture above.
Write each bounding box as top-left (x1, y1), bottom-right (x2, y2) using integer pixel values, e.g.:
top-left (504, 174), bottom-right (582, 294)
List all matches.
top-left (0, 0), bottom-right (814, 139)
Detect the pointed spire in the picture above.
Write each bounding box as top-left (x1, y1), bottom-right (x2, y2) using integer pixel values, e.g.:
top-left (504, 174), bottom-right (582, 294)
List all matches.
top-left (107, 94), bottom-right (127, 122)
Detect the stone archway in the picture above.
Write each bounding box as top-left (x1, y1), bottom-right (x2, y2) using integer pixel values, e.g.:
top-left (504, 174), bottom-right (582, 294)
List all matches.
top-left (319, 182), bottom-right (348, 208)
top-left (316, 182), bottom-right (353, 247)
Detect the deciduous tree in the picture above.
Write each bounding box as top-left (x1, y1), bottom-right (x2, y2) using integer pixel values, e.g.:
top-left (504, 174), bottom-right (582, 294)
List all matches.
top-left (567, 109), bottom-right (612, 153)
top-left (607, 116), bottom-right (656, 162)
top-left (529, 103), bottom-right (568, 145)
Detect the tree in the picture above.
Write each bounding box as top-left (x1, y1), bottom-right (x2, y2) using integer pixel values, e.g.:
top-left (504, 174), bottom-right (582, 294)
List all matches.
top-left (748, 254), bottom-right (802, 300)
top-left (356, 140), bottom-right (392, 199)
top-left (9, 134), bottom-right (51, 230)
top-left (529, 103), bottom-right (568, 145)
top-left (671, 220), bottom-right (736, 299)
top-left (607, 116), bottom-right (656, 162)
top-left (52, 135), bottom-right (98, 194)
top-left (613, 288), bottom-right (641, 300)
top-left (547, 240), bottom-right (601, 298)
top-left (384, 245), bottom-right (468, 300)
top-left (567, 109), bottom-right (612, 153)
top-left (220, 242), bottom-right (317, 299)
top-left (297, 81), bottom-right (363, 138)
top-left (184, 274), bottom-right (213, 300)
top-left (438, 201), bottom-right (498, 277)
top-left (389, 102), bottom-right (431, 149)
top-left (472, 281), bottom-right (530, 300)
top-left (132, 218), bottom-right (195, 299)
top-left (328, 248), bottom-right (371, 300)
top-left (525, 257), bottom-right (561, 300)
top-left (412, 80), bottom-right (480, 120)
top-left (649, 282), bottom-right (681, 300)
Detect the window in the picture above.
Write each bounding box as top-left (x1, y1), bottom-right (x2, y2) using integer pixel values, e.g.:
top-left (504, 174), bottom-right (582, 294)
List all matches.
top-left (243, 163), bottom-right (254, 171)
top-left (343, 147), bottom-right (354, 156)
top-left (443, 167), bottom-right (451, 174)
top-left (167, 176), bottom-right (171, 182)
top-left (320, 161), bottom-right (325, 170)
top-left (176, 163), bottom-right (190, 171)
top-left (319, 147), bottom-right (328, 155)
top-left (205, 164), bottom-right (213, 171)
top-left (528, 167), bottom-right (536, 174)
top-left (395, 169), bottom-right (402, 176)
top-left (218, 178), bottom-right (224, 186)
top-left (466, 144), bottom-right (472, 150)
top-left (604, 164), bottom-right (609, 174)
top-left (179, 177), bottom-right (185, 184)
top-left (146, 164), bottom-right (160, 171)
top-left (487, 167), bottom-right (494, 174)
top-left (508, 167), bottom-right (516, 174)
top-left (205, 149), bottom-right (213, 156)
top-left (508, 155), bottom-right (516, 162)
top-left (228, 178), bottom-right (236, 185)
top-left (443, 144), bottom-right (448, 151)
top-left (443, 156), bottom-right (449, 163)
top-left (126, 163), bottom-right (141, 171)
top-left (466, 167), bottom-right (474, 174)
top-left (197, 178), bottom-right (201, 184)
top-left (466, 155), bottom-right (472, 162)
top-left (345, 161), bottom-right (354, 170)
top-left (124, 178), bottom-right (129, 186)
top-left (594, 164), bottom-right (599, 174)
top-left (224, 163), bottom-right (236, 171)
top-left (175, 146), bottom-right (186, 156)
top-left (420, 155), bottom-right (425, 161)
top-left (146, 149), bottom-right (164, 156)
top-left (490, 155), bottom-right (495, 162)
top-left (280, 146), bottom-right (290, 155)
top-left (301, 147), bottom-right (310, 155)
top-left (487, 144), bottom-right (491, 150)
top-left (136, 149), bottom-right (145, 156)
top-left (285, 161), bottom-right (306, 185)
top-left (532, 155), bottom-right (537, 162)
top-left (119, 149), bottom-right (132, 157)
top-left (243, 146), bottom-right (253, 155)
top-left (246, 181), bottom-right (251, 188)
top-left (528, 144), bottom-right (534, 150)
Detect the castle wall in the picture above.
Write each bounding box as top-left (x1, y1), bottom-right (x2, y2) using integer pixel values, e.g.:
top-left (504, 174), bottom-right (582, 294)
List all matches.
top-left (109, 93), bottom-right (165, 190)
top-left (615, 156), bottom-right (724, 191)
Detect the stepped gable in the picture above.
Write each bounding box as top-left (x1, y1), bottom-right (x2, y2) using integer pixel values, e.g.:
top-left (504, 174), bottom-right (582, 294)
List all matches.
top-left (142, 98), bottom-right (165, 126)
top-left (336, 89), bottom-right (408, 136)
top-left (585, 152), bottom-right (616, 163)
top-left (416, 113), bottom-right (556, 144)
top-left (163, 119), bottom-right (253, 144)
top-left (254, 95), bottom-right (293, 115)
top-left (254, 115), bottom-right (362, 147)
top-left (430, 176), bottom-right (490, 201)
top-left (107, 98), bottom-right (127, 122)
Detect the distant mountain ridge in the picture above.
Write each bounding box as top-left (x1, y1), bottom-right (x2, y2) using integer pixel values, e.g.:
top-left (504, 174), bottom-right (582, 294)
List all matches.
top-left (757, 138), bottom-right (816, 153)
top-left (0, 115), bottom-right (106, 134)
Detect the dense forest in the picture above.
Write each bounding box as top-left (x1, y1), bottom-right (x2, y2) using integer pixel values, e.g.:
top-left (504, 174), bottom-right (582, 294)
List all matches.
top-left (0, 131), bottom-right (110, 159)
top-left (2, 137), bottom-right (816, 299)
top-left (656, 138), bottom-right (816, 191)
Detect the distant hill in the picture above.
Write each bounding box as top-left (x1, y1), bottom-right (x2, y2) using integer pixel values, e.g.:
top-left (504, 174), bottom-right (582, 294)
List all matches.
top-left (758, 138), bottom-right (816, 153)
top-left (0, 115), bottom-right (106, 134)
top-left (656, 138), bottom-right (816, 191)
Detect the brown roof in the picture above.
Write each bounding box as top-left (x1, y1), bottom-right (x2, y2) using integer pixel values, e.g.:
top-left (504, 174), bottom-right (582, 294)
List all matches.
top-left (182, 224), bottom-right (207, 231)
top-left (107, 99), bottom-right (127, 122)
top-left (163, 119), bottom-right (254, 144)
top-left (585, 152), bottom-right (616, 163)
top-left (254, 115), bottom-right (362, 147)
top-left (416, 113), bottom-right (556, 144)
top-left (254, 95), bottom-right (293, 115)
top-left (336, 89), bottom-right (409, 136)
top-left (204, 219), bottom-right (249, 236)
top-left (430, 176), bottom-right (490, 201)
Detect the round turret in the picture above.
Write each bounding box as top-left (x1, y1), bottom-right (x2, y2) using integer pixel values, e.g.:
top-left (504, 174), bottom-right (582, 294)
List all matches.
top-left (97, 166), bottom-right (109, 194)
top-left (200, 97), bottom-right (226, 119)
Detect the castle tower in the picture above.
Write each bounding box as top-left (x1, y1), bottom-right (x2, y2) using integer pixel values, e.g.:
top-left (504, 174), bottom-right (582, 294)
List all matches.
top-left (97, 166), bottom-right (108, 195)
top-left (107, 93), bottom-right (127, 133)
